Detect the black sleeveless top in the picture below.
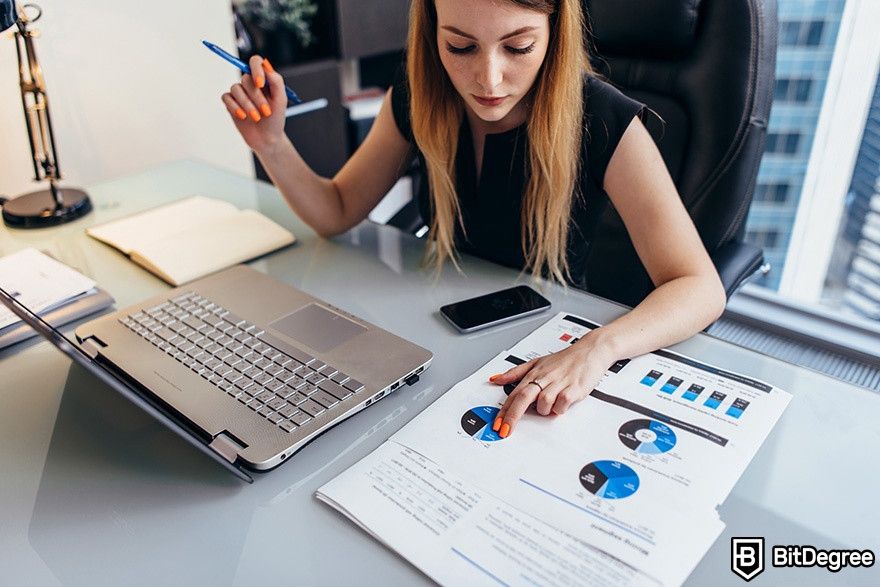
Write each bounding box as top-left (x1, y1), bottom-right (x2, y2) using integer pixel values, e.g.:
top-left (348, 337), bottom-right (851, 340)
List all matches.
top-left (390, 66), bottom-right (645, 288)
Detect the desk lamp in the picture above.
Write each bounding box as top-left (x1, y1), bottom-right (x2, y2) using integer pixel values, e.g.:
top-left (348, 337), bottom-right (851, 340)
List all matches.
top-left (0, 0), bottom-right (91, 228)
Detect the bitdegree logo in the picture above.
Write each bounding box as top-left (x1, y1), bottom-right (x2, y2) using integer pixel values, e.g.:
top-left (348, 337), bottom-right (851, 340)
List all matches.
top-left (731, 538), bottom-right (765, 581)
top-left (732, 537), bottom-right (875, 581)
top-left (773, 545), bottom-right (875, 573)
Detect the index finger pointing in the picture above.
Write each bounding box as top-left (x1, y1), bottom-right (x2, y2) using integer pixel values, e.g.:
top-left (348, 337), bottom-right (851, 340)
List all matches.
top-left (499, 383), bottom-right (539, 437)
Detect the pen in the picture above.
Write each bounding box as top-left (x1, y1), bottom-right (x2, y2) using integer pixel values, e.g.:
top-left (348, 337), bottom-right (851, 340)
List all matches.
top-left (202, 40), bottom-right (302, 105)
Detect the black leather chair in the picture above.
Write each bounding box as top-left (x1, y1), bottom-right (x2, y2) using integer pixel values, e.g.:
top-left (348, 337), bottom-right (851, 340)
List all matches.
top-left (583, 0), bottom-right (777, 306)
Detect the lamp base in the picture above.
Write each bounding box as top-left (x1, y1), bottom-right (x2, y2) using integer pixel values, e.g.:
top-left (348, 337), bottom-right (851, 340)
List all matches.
top-left (2, 187), bottom-right (92, 229)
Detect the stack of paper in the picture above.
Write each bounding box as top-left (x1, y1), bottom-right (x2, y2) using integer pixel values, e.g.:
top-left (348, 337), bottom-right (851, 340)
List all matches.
top-left (317, 312), bottom-right (792, 586)
top-left (0, 248), bottom-right (113, 349)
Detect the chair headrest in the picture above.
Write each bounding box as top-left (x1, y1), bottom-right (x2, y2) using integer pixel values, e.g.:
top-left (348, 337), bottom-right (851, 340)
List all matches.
top-left (585, 0), bottom-right (703, 58)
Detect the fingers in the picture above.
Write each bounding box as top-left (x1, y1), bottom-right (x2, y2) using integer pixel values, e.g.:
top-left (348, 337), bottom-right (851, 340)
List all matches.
top-left (230, 81), bottom-right (263, 122)
top-left (263, 59), bottom-right (288, 110)
top-left (488, 359), bottom-right (536, 385)
top-left (222, 54), bottom-right (276, 124)
top-left (497, 380), bottom-right (541, 437)
top-left (229, 82), bottom-right (259, 122)
top-left (221, 93), bottom-right (247, 121)
top-left (240, 74), bottom-right (273, 119)
top-left (536, 382), bottom-right (565, 416)
top-left (248, 55), bottom-right (267, 90)
top-left (552, 386), bottom-right (586, 415)
top-left (488, 345), bottom-right (600, 437)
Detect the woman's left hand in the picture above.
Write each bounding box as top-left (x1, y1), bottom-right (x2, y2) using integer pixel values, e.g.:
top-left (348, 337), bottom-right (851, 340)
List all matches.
top-left (488, 340), bottom-right (615, 438)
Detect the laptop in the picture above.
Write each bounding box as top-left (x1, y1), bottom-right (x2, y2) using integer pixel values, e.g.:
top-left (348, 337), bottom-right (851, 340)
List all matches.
top-left (0, 264), bottom-right (433, 483)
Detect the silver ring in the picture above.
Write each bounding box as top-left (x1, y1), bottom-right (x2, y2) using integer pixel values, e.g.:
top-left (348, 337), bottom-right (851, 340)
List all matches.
top-left (528, 380), bottom-right (545, 392)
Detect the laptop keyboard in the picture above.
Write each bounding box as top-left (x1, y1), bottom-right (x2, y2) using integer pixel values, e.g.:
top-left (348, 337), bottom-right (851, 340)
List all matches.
top-left (118, 292), bottom-right (366, 434)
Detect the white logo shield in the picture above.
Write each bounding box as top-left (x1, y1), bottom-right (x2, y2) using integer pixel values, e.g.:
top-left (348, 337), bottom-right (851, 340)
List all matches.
top-left (731, 537), bottom-right (765, 581)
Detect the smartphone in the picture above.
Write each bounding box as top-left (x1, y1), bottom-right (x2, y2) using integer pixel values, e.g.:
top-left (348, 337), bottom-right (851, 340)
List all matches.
top-left (440, 285), bottom-right (551, 333)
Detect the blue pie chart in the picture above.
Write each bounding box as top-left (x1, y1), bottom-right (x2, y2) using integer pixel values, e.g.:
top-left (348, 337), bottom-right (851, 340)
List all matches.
top-left (618, 419), bottom-right (677, 454)
top-left (579, 460), bottom-right (639, 499)
top-left (460, 406), bottom-right (503, 442)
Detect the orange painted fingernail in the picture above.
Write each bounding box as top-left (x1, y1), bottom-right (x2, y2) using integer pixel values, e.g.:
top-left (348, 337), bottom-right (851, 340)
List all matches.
top-left (255, 75), bottom-right (265, 89)
top-left (499, 422), bottom-right (511, 438)
top-left (263, 59), bottom-right (274, 73)
top-left (489, 374), bottom-right (502, 382)
top-left (492, 416), bottom-right (502, 431)
top-left (249, 109), bottom-right (261, 122)
top-left (234, 108), bottom-right (246, 120)
top-left (260, 103), bottom-right (272, 117)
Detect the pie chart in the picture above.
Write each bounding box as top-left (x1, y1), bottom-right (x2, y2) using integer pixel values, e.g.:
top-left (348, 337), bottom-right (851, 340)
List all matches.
top-left (618, 419), bottom-right (677, 454)
top-left (579, 460), bottom-right (639, 499)
top-left (460, 406), bottom-right (503, 442)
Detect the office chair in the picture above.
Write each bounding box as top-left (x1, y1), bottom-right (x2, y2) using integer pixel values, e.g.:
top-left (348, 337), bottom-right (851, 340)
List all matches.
top-left (582, 0), bottom-right (777, 306)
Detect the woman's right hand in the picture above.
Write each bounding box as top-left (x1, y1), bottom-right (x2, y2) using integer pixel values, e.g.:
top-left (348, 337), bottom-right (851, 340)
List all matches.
top-left (221, 55), bottom-right (289, 156)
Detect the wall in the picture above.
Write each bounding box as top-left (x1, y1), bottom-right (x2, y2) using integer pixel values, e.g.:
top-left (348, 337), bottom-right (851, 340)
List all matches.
top-left (0, 0), bottom-right (252, 199)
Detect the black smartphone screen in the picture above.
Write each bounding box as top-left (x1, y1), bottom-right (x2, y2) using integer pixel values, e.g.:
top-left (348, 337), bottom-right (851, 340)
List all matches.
top-left (440, 285), bottom-right (551, 332)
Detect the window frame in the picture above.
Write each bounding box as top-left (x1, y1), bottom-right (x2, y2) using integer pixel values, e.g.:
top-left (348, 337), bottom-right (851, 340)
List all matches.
top-left (779, 0), bottom-right (880, 306)
top-left (735, 0), bottom-right (880, 355)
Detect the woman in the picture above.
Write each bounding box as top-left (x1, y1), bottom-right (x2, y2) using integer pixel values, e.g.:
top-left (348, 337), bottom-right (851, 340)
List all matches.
top-left (220, 0), bottom-right (726, 438)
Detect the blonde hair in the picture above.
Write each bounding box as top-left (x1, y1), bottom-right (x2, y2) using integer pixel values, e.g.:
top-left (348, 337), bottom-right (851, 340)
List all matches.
top-left (407, 0), bottom-right (591, 283)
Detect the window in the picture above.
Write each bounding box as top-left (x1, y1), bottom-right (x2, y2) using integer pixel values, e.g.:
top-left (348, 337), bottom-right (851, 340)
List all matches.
top-left (747, 229), bottom-right (781, 250)
top-left (779, 20), bottom-right (826, 47)
top-left (780, 21), bottom-right (801, 45)
top-left (766, 132), bottom-right (802, 155)
top-left (806, 21), bottom-right (825, 46)
top-left (775, 78), bottom-right (814, 104)
top-left (738, 0), bottom-right (880, 333)
top-left (755, 182), bottom-right (792, 204)
top-left (794, 78), bottom-right (813, 102)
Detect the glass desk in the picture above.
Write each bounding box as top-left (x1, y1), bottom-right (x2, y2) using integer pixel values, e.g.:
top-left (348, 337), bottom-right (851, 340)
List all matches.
top-left (0, 161), bottom-right (877, 585)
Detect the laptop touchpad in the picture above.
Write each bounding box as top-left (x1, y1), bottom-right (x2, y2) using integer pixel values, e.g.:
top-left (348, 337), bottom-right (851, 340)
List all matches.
top-left (268, 303), bottom-right (366, 353)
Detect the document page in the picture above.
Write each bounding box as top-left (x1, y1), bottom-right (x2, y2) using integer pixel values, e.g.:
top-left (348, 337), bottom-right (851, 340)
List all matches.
top-left (0, 248), bottom-right (97, 330)
top-left (503, 313), bottom-right (794, 507)
top-left (317, 312), bottom-right (791, 586)
top-left (318, 442), bottom-right (664, 587)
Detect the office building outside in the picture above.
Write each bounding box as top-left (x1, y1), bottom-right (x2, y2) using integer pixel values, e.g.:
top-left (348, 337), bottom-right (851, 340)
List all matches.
top-left (744, 0), bottom-right (846, 289)
top-left (824, 72), bottom-right (880, 321)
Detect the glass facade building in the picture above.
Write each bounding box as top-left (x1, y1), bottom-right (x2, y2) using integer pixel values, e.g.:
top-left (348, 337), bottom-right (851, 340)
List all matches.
top-left (744, 0), bottom-right (847, 289)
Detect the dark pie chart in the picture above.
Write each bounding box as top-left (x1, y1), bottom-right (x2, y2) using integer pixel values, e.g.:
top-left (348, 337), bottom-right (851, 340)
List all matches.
top-left (460, 406), bottom-right (503, 442)
top-left (579, 460), bottom-right (639, 499)
top-left (618, 419), bottom-right (677, 454)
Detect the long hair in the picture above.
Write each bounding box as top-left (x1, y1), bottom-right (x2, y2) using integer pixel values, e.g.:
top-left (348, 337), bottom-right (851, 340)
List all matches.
top-left (407, 0), bottom-right (590, 283)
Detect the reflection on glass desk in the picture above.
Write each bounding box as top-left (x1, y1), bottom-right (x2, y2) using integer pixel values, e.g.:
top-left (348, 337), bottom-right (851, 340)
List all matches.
top-left (1, 161), bottom-right (878, 586)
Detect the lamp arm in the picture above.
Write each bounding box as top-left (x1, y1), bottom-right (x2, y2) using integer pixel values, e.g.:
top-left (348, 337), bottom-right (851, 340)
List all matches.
top-left (13, 3), bottom-right (64, 206)
top-left (0, 1), bottom-right (92, 227)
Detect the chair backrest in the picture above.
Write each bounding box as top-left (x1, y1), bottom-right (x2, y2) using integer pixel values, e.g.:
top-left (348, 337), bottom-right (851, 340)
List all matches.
top-left (582, 0), bottom-right (777, 306)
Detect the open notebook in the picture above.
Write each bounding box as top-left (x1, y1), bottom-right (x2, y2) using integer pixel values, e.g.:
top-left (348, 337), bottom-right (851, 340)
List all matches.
top-left (86, 196), bottom-right (295, 286)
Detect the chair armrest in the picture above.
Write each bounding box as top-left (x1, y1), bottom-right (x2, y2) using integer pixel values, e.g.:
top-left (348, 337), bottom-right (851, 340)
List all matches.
top-left (711, 240), bottom-right (764, 298)
top-left (386, 199), bottom-right (428, 236)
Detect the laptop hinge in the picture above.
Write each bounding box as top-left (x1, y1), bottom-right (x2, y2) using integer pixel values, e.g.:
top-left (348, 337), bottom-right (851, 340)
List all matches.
top-left (80, 337), bottom-right (105, 359)
top-left (209, 432), bottom-right (247, 463)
